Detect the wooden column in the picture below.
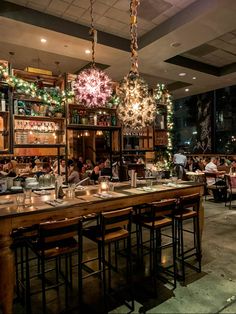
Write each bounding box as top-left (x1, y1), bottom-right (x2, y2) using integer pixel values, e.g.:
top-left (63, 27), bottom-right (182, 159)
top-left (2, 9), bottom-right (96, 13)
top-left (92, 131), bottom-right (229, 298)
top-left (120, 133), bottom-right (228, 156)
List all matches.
top-left (0, 218), bottom-right (14, 314)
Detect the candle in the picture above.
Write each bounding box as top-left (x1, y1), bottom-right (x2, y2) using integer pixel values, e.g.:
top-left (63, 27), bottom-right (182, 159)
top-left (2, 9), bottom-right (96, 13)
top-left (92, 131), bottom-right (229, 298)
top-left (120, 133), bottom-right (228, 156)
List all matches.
top-left (100, 181), bottom-right (108, 193)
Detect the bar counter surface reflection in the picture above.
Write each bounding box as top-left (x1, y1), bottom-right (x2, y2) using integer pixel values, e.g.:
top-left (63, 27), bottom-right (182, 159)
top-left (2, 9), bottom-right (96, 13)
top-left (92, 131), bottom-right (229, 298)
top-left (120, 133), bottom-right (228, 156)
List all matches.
top-left (0, 181), bottom-right (204, 314)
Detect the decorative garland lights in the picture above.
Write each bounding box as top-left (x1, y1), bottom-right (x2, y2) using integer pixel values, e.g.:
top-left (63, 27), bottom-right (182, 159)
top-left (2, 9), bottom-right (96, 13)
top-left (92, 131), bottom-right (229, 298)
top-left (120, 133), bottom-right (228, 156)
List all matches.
top-left (117, 0), bottom-right (155, 130)
top-left (0, 63), bottom-right (73, 105)
top-left (154, 83), bottom-right (174, 168)
top-left (73, 0), bottom-right (112, 108)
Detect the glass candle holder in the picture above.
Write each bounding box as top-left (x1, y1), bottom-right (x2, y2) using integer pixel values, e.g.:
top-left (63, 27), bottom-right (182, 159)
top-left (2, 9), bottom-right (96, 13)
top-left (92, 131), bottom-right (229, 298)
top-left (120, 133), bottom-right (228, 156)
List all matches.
top-left (99, 176), bottom-right (109, 194)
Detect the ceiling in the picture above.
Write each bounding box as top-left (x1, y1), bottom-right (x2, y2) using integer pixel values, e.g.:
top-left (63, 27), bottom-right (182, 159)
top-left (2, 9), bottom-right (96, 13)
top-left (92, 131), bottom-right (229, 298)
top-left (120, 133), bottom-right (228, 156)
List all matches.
top-left (1, 0), bottom-right (236, 99)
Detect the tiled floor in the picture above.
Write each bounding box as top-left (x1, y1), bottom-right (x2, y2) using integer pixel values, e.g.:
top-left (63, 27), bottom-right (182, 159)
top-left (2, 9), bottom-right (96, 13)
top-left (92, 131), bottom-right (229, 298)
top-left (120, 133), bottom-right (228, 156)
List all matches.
top-left (9, 199), bottom-right (236, 314)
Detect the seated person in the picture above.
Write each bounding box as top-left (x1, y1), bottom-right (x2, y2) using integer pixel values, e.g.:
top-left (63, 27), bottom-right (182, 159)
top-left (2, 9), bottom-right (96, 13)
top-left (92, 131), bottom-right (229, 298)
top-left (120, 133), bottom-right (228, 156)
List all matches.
top-left (36, 162), bottom-right (52, 177)
top-left (205, 157), bottom-right (226, 201)
top-left (54, 159), bottom-right (66, 175)
top-left (101, 159), bottom-right (112, 178)
top-left (6, 160), bottom-right (18, 177)
top-left (32, 159), bottom-right (42, 172)
top-left (217, 158), bottom-right (230, 173)
top-left (90, 160), bottom-right (105, 182)
top-left (230, 160), bottom-right (236, 174)
top-left (68, 163), bottom-right (80, 184)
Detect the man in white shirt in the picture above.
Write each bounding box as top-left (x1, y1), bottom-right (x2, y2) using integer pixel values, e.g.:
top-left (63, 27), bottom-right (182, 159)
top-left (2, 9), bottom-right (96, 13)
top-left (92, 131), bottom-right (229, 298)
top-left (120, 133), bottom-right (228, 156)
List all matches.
top-left (205, 157), bottom-right (218, 185)
top-left (205, 157), bottom-right (226, 201)
top-left (173, 149), bottom-right (187, 179)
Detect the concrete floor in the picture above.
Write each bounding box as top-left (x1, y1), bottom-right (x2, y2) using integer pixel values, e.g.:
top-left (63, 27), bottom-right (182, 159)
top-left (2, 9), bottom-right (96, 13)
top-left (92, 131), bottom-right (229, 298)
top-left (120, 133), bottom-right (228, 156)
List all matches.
top-left (112, 199), bottom-right (236, 314)
top-left (9, 199), bottom-right (236, 314)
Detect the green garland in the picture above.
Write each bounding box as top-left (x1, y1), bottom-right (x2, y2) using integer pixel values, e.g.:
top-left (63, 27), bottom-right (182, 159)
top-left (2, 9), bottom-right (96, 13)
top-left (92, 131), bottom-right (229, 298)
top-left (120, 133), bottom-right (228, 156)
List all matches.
top-left (153, 83), bottom-right (174, 169)
top-left (0, 63), bottom-right (74, 105)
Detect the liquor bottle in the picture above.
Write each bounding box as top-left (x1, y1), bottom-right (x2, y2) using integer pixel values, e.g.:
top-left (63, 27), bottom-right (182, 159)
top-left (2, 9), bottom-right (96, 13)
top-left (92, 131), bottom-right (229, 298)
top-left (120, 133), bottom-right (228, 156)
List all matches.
top-left (1, 93), bottom-right (6, 112)
top-left (111, 114), bottom-right (117, 126)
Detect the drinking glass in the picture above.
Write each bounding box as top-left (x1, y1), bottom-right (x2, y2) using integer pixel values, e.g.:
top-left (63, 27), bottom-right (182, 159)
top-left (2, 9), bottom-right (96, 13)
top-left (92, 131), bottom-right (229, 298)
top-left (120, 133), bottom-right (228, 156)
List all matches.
top-left (16, 194), bottom-right (25, 208)
top-left (67, 183), bottom-right (76, 199)
top-left (108, 182), bottom-right (114, 192)
top-left (24, 188), bottom-right (32, 207)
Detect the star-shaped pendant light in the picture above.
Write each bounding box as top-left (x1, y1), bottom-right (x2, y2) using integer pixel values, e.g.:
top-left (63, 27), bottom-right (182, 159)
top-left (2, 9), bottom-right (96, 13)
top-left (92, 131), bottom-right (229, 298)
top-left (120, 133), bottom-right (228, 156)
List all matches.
top-left (73, 0), bottom-right (112, 108)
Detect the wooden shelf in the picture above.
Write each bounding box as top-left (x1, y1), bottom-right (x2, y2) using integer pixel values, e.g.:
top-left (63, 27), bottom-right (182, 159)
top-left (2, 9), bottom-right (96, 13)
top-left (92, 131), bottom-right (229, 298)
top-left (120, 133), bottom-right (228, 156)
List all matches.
top-left (68, 104), bottom-right (117, 112)
top-left (14, 115), bottom-right (65, 122)
top-left (67, 124), bottom-right (121, 130)
top-left (123, 149), bottom-right (154, 152)
top-left (13, 69), bottom-right (61, 86)
top-left (14, 144), bottom-right (65, 148)
top-left (0, 111), bottom-right (9, 116)
top-left (13, 94), bottom-right (61, 105)
top-left (123, 135), bottom-right (152, 139)
top-left (123, 154), bottom-right (145, 157)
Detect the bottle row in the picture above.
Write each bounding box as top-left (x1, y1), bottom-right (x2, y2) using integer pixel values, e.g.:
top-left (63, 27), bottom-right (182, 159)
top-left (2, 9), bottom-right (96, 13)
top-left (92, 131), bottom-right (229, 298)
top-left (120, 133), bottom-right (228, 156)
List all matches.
top-left (14, 120), bottom-right (61, 133)
top-left (15, 131), bottom-right (62, 145)
top-left (69, 109), bottom-right (117, 126)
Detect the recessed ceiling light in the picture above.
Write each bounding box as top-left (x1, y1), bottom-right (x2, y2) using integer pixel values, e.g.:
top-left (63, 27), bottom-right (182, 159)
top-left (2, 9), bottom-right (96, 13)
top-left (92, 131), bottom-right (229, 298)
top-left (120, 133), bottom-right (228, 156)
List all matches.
top-left (171, 42), bottom-right (181, 47)
top-left (179, 72), bottom-right (186, 77)
top-left (185, 88), bottom-right (189, 92)
top-left (85, 49), bottom-right (91, 54)
top-left (192, 76), bottom-right (196, 80)
top-left (40, 38), bottom-right (47, 43)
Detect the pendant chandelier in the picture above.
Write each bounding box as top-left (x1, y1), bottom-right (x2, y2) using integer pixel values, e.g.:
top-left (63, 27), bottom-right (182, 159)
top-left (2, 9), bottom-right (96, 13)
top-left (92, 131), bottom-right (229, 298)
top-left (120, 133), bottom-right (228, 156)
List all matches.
top-left (117, 0), bottom-right (156, 130)
top-left (73, 0), bottom-right (112, 108)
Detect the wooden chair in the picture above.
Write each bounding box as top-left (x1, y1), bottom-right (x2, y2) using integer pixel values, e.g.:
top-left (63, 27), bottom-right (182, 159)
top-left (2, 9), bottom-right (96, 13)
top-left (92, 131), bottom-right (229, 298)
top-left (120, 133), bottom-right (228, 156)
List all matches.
top-left (204, 172), bottom-right (226, 202)
top-left (174, 193), bottom-right (201, 282)
top-left (83, 207), bottom-right (134, 313)
top-left (225, 174), bottom-right (236, 209)
top-left (25, 217), bottom-right (83, 313)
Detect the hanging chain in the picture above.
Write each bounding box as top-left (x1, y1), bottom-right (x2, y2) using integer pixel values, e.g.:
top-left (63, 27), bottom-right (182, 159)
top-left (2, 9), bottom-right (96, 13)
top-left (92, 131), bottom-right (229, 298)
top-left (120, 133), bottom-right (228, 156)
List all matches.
top-left (130, 0), bottom-right (140, 74)
top-left (90, 0), bottom-right (96, 68)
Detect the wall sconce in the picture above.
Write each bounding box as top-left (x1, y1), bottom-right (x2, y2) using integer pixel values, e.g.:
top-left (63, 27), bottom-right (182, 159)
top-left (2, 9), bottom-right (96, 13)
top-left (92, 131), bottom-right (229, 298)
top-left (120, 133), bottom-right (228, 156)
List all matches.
top-left (83, 130), bottom-right (90, 137)
top-left (96, 130), bottom-right (103, 136)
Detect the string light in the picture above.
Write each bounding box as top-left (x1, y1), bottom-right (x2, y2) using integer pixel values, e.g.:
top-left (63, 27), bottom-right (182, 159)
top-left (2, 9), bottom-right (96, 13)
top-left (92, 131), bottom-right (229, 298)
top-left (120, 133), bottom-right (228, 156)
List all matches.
top-left (117, 0), bottom-right (155, 130)
top-left (74, 0), bottom-right (112, 108)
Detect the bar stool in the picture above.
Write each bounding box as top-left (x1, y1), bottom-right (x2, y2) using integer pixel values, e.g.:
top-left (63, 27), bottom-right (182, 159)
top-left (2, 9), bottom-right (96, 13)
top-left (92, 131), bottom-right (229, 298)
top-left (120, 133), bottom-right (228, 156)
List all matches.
top-left (174, 193), bottom-right (201, 282)
top-left (25, 217), bottom-right (83, 313)
top-left (82, 207), bottom-right (134, 313)
top-left (133, 199), bottom-right (177, 294)
top-left (11, 225), bottom-right (39, 305)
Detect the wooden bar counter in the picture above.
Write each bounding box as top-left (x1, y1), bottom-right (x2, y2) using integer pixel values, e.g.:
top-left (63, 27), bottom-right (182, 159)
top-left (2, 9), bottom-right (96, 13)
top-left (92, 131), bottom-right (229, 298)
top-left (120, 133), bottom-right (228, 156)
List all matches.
top-left (0, 181), bottom-right (204, 314)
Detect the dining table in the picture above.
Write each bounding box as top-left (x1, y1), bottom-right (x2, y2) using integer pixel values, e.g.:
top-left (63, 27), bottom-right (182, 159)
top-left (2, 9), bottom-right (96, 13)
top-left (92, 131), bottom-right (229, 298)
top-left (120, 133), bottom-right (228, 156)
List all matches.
top-left (0, 180), bottom-right (205, 314)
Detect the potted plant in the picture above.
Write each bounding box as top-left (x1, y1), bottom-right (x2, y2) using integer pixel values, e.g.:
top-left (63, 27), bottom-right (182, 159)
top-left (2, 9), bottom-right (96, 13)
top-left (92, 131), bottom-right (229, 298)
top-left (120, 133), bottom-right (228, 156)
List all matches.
top-left (53, 103), bottom-right (64, 118)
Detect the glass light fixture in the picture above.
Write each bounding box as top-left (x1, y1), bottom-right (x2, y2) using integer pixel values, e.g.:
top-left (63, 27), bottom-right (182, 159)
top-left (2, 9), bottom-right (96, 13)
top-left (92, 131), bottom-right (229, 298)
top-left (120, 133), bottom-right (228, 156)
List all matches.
top-left (96, 130), bottom-right (103, 136)
top-left (117, 0), bottom-right (156, 130)
top-left (73, 0), bottom-right (112, 108)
